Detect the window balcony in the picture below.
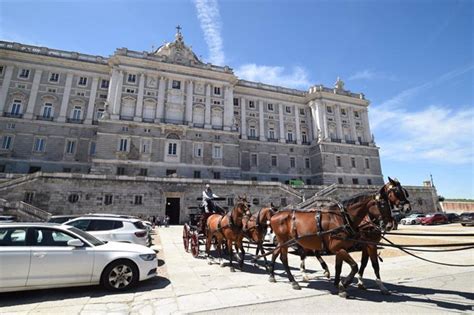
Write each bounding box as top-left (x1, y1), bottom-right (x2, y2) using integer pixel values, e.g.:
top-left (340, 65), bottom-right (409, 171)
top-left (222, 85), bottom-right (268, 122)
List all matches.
top-left (3, 112), bottom-right (23, 118)
top-left (267, 138), bottom-right (278, 142)
top-left (36, 115), bottom-right (54, 121)
top-left (286, 140), bottom-right (297, 144)
top-left (66, 118), bottom-right (84, 124)
top-left (302, 141), bottom-right (311, 145)
top-left (164, 118), bottom-right (186, 125)
top-left (330, 138), bottom-right (342, 143)
top-left (212, 125), bottom-right (223, 130)
top-left (193, 122), bottom-right (205, 128)
top-left (142, 117), bottom-right (154, 123)
top-left (360, 141), bottom-right (370, 146)
top-left (120, 115), bottom-right (134, 121)
top-left (247, 136), bottom-right (259, 141)
top-left (346, 140), bottom-right (356, 145)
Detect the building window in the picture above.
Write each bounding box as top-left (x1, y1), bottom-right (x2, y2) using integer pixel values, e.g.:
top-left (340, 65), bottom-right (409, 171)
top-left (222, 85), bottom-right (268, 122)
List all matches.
top-left (249, 127), bottom-right (257, 138)
top-left (267, 103), bottom-right (274, 111)
top-left (365, 158), bottom-right (370, 169)
top-left (104, 194), bottom-right (113, 205)
top-left (172, 80), bottom-right (181, 89)
top-left (6, 123), bottom-right (15, 130)
top-left (305, 158), bottom-right (310, 169)
top-left (100, 79), bottom-right (109, 89)
top-left (213, 145), bottom-right (222, 159)
top-left (117, 167), bottom-right (126, 175)
top-left (271, 155), bottom-right (277, 166)
top-left (214, 87), bottom-right (221, 95)
top-left (24, 192), bottom-right (34, 203)
top-left (290, 157), bottom-right (296, 168)
top-left (326, 106), bottom-right (333, 114)
top-left (49, 72), bottom-right (59, 82)
top-left (341, 108), bottom-right (346, 116)
top-left (352, 178), bottom-right (359, 185)
top-left (127, 74), bottom-right (136, 83)
top-left (336, 156), bottom-right (342, 167)
top-left (1, 135), bottom-right (13, 150)
top-left (96, 108), bottom-right (105, 120)
top-left (42, 103), bottom-right (53, 118)
top-left (287, 132), bottom-right (293, 142)
top-left (299, 108), bottom-right (305, 116)
top-left (65, 140), bottom-right (76, 154)
top-left (268, 128), bottom-right (275, 139)
top-left (302, 132), bottom-right (308, 143)
top-left (141, 139), bottom-right (151, 154)
top-left (118, 138), bottom-right (128, 152)
top-left (33, 138), bottom-right (46, 152)
top-left (125, 88), bottom-right (135, 94)
top-left (68, 194), bottom-right (79, 203)
top-left (367, 179), bottom-right (372, 185)
top-left (19, 69), bottom-right (30, 79)
top-left (251, 153), bottom-right (258, 166)
top-left (11, 100), bottom-right (22, 115)
top-left (168, 143), bottom-right (177, 155)
top-left (285, 106), bottom-right (291, 113)
top-left (139, 168), bottom-right (148, 176)
top-left (89, 142), bottom-right (96, 155)
top-left (193, 170), bottom-right (201, 178)
top-left (354, 111), bottom-right (360, 118)
top-left (338, 178), bottom-right (344, 184)
top-left (194, 143), bottom-right (203, 157)
top-left (78, 76), bottom-right (88, 86)
top-left (249, 100), bottom-right (255, 108)
top-left (63, 168), bottom-right (71, 173)
top-left (72, 106), bottom-right (82, 120)
top-left (351, 157), bottom-right (356, 168)
top-left (213, 172), bottom-right (221, 179)
top-left (227, 197), bottom-right (234, 206)
top-left (233, 98), bottom-right (239, 106)
top-left (134, 195), bottom-right (143, 205)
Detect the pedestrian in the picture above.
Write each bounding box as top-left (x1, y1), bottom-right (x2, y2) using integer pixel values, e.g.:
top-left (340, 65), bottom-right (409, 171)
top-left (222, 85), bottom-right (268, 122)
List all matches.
top-left (165, 215), bottom-right (170, 227)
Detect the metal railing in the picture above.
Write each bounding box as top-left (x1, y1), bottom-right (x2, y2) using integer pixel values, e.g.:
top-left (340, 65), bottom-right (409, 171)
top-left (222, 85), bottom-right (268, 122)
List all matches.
top-left (286, 140), bottom-right (297, 144)
top-left (267, 138), bottom-right (278, 142)
top-left (36, 115), bottom-right (54, 121)
top-left (247, 136), bottom-right (259, 141)
top-left (66, 118), bottom-right (84, 124)
top-left (3, 112), bottom-right (23, 118)
top-left (119, 115), bottom-right (134, 121)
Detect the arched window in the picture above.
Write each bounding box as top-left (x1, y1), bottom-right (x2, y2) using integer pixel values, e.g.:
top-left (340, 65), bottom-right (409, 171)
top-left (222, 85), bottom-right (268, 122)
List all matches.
top-left (10, 99), bottom-right (22, 116)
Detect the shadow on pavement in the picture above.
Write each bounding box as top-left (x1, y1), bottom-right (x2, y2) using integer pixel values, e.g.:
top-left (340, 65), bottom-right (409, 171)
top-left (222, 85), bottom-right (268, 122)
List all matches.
top-left (0, 276), bottom-right (171, 307)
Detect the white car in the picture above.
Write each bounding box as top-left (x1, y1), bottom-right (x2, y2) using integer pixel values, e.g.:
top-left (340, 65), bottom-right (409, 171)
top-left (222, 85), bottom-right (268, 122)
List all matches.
top-left (400, 214), bottom-right (426, 225)
top-left (0, 223), bottom-right (157, 293)
top-left (64, 217), bottom-right (150, 246)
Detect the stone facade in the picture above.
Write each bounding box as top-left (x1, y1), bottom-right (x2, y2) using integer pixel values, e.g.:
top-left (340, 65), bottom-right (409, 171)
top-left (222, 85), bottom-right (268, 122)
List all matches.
top-left (0, 29), bottom-right (382, 185)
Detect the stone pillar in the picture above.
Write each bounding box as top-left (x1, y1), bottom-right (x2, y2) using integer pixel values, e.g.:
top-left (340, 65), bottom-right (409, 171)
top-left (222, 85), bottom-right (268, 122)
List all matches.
top-left (24, 69), bottom-right (43, 119)
top-left (348, 107), bottom-right (358, 143)
top-left (310, 103), bottom-right (319, 141)
top-left (134, 73), bottom-right (145, 122)
top-left (295, 106), bottom-right (301, 144)
top-left (58, 73), bottom-right (74, 122)
top-left (362, 109), bottom-right (372, 144)
top-left (106, 69), bottom-right (119, 113)
top-left (84, 77), bottom-right (99, 124)
top-left (185, 80), bottom-right (193, 125)
top-left (204, 83), bottom-right (211, 128)
top-left (0, 65), bottom-right (14, 114)
top-left (111, 70), bottom-right (124, 119)
top-left (334, 104), bottom-right (343, 142)
top-left (240, 97), bottom-right (247, 139)
top-left (279, 103), bottom-right (285, 143)
top-left (223, 86), bottom-right (233, 131)
top-left (258, 100), bottom-right (265, 140)
top-left (155, 76), bottom-right (166, 122)
top-left (321, 104), bottom-right (329, 140)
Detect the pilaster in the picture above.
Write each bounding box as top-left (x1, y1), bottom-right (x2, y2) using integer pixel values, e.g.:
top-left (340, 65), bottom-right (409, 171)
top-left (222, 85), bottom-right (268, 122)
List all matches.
top-left (185, 80), bottom-right (193, 125)
top-left (279, 103), bottom-right (285, 143)
top-left (258, 100), bottom-right (265, 140)
top-left (84, 77), bottom-right (99, 124)
top-left (57, 73), bottom-right (74, 122)
top-left (111, 70), bottom-right (124, 119)
top-left (295, 106), bottom-right (301, 144)
top-left (24, 69), bottom-right (43, 119)
top-left (334, 104), bottom-right (343, 142)
top-left (134, 73), bottom-right (145, 122)
top-left (240, 97), bottom-right (247, 139)
top-left (0, 65), bottom-right (14, 113)
top-left (348, 107), bottom-right (358, 144)
top-left (204, 83), bottom-right (211, 128)
top-left (155, 76), bottom-right (166, 121)
top-left (223, 86), bottom-right (233, 131)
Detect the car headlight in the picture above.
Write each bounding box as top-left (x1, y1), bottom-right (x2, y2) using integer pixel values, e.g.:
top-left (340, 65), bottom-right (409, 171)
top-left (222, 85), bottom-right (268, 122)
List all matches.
top-left (139, 254), bottom-right (156, 261)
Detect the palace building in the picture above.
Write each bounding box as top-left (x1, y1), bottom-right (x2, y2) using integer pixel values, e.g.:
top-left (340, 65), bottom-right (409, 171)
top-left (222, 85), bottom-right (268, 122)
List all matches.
top-left (0, 29), bottom-right (383, 186)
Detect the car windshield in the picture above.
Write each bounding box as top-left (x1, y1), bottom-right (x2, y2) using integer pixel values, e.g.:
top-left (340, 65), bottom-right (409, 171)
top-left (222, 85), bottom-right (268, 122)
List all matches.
top-left (407, 214), bottom-right (420, 218)
top-left (67, 226), bottom-right (104, 246)
top-left (425, 214), bottom-right (434, 217)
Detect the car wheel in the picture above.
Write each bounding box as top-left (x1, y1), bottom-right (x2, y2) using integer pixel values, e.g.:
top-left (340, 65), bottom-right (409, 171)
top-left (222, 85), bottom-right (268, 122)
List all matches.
top-left (462, 223), bottom-right (466, 226)
top-left (411, 220), bottom-right (416, 225)
top-left (101, 259), bottom-right (139, 291)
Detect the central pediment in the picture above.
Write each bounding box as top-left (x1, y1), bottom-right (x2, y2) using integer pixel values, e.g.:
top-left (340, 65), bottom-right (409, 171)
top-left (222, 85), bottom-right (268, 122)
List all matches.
top-left (153, 28), bottom-right (202, 66)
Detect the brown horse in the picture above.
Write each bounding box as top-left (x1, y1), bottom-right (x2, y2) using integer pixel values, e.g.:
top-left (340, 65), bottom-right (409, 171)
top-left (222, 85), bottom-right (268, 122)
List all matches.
top-left (268, 183), bottom-right (397, 298)
top-left (205, 196), bottom-right (251, 272)
top-left (243, 206), bottom-right (277, 268)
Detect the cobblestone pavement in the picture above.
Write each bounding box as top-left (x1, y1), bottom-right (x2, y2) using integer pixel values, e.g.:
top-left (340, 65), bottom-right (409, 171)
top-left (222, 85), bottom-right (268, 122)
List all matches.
top-left (1, 225), bottom-right (473, 314)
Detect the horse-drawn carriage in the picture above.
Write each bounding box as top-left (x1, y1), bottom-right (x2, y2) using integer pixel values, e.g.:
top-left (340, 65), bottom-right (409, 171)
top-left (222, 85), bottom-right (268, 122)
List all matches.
top-left (182, 197), bottom-right (227, 258)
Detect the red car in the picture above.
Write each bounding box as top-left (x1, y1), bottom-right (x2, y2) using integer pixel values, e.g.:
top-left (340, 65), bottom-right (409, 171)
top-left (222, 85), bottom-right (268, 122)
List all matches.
top-left (420, 213), bottom-right (448, 225)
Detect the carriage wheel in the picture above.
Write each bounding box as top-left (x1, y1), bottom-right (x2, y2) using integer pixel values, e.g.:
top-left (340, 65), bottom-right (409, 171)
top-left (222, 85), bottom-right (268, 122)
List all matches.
top-left (190, 232), bottom-right (200, 258)
top-left (182, 224), bottom-right (190, 252)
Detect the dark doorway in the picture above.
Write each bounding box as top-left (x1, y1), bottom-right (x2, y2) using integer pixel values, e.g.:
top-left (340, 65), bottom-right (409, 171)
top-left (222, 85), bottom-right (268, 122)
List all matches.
top-left (28, 166), bottom-right (41, 173)
top-left (165, 198), bottom-right (180, 225)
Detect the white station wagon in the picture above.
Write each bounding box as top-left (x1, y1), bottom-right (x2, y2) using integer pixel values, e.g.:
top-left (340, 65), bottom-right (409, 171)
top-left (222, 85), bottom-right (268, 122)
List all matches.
top-left (0, 223), bottom-right (157, 293)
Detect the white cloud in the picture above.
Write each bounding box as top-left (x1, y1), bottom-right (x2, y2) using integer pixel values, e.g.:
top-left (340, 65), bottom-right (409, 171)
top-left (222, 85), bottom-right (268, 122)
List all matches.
top-left (371, 65), bottom-right (474, 164)
top-left (348, 69), bottom-right (397, 81)
top-left (193, 0), bottom-right (225, 65)
top-left (235, 64), bottom-right (311, 89)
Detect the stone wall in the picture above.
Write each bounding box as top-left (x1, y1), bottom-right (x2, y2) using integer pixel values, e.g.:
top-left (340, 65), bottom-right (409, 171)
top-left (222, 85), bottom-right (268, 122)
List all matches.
top-left (440, 201), bottom-right (474, 214)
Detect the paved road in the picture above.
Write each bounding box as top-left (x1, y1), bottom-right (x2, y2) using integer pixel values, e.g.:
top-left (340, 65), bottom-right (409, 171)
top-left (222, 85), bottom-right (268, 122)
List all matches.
top-left (1, 224), bottom-right (473, 314)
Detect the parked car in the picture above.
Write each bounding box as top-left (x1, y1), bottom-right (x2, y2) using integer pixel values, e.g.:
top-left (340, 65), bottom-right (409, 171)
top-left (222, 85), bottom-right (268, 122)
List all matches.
top-left (400, 214), bottom-right (426, 225)
top-left (64, 217), bottom-right (150, 246)
top-left (420, 213), bottom-right (448, 225)
top-left (459, 212), bottom-right (474, 226)
top-left (47, 215), bottom-right (80, 224)
top-left (0, 215), bottom-right (16, 223)
top-left (445, 213), bottom-right (460, 223)
top-left (0, 223), bottom-right (157, 293)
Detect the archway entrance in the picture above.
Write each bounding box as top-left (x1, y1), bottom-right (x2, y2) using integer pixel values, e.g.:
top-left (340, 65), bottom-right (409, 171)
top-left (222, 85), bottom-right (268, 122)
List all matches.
top-left (165, 197), bottom-right (180, 225)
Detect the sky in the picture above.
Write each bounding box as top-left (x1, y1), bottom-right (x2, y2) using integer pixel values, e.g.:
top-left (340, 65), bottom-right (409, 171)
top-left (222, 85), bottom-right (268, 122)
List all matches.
top-left (0, 0), bottom-right (472, 199)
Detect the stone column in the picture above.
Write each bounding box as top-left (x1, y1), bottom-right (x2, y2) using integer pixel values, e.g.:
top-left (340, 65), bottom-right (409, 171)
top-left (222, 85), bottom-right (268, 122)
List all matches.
top-left (321, 104), bottom-right (329, 140)
top-left (279, 103), bottom-right (285, 143)
top-left (185, 80), bottom-right (193, 125)
top-left (106, 69), bottom-right (119, 113)
top-left (223, 86), bottom-right (233, 131)
top-left (134, 74), bottom-right (145, 122)
top-left (334, 104), bottom-right (343, 142)
top-left (0, 65), bottom-right (14, 114)
top-left (58, 73), bottom-right (74, 122)
top-left (204, 83), bottom-right (211, 128)
top-left (310, 103), bottom-right (319, 141)
top-left (362, 109), bottom-right (372, 144)
top-left (295, 106), bottom-right (302, 144)
top-left (348, 107), bottom-right (358, 143)
top-left (155, 76), bottom-right (166, 122)
top-left (240, 97), bottom-right (247, 139)
top-left (258, 100), bottom-right (265, 140)
top-left (84, 77), bottom-right (99, 124)
top-left (111, 70), bottom-right (124, 119)
top-left (24, 69), bottom-right (43, 119)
